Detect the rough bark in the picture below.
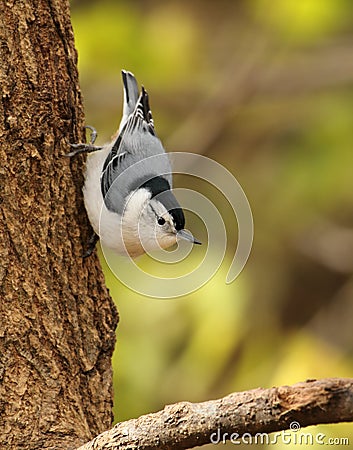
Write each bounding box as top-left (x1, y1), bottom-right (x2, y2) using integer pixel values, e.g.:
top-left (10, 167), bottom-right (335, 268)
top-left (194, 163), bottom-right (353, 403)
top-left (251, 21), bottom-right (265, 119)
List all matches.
top-left (0, 1), bottom-right (118, 449)
top-left (77, 378), bottom-right (353, 450)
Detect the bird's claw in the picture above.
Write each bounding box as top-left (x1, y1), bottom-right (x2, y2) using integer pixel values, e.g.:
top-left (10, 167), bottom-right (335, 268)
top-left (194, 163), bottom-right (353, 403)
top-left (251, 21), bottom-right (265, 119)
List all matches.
top-left (82, 232), bottom-right (99, 258)
top-left (66, 126), bottom-right (102, 157)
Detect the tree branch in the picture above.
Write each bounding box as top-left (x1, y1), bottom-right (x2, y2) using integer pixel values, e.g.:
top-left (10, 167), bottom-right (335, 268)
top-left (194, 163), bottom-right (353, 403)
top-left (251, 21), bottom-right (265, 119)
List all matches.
top-left (77, 378), bottom-right (353, 450)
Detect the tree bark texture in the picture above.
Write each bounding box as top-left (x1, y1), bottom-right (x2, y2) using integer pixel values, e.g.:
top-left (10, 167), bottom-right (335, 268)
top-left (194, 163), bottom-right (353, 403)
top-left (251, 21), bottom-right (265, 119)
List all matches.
top-left (77, 378), bottom-right (353, 450)
top-left (0, 1), bottom-right (118, 449)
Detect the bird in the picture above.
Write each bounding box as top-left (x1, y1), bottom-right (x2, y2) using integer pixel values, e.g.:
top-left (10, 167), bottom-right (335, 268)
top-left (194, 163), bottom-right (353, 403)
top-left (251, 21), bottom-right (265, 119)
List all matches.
top-left (68, 70), bottom-right (201, 258)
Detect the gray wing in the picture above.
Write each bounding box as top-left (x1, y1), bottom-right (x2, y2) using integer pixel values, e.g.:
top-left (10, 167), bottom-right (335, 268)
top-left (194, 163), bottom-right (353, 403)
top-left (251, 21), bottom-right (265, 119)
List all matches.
top-left (101, 81), bottom-right (173, 214)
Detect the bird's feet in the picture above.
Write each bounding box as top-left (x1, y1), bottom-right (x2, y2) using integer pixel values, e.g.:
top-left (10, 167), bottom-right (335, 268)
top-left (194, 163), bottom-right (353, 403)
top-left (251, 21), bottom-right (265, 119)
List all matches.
top-left (67, 126), bottom-right (103, 157)
top-left (83, 232), bottom-right (99, 258)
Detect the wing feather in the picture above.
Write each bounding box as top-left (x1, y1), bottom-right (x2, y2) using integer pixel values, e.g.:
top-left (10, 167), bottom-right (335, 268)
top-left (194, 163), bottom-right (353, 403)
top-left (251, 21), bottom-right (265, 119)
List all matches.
top-left (100, 77), bottom-right (172, 214)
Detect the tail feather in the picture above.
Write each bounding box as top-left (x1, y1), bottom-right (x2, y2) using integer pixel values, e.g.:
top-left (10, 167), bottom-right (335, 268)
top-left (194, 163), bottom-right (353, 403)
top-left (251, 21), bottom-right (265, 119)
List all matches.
top-left (133, 86), bottom-right (155, 135)
top-left (119, 70), bottom-right (139, 132)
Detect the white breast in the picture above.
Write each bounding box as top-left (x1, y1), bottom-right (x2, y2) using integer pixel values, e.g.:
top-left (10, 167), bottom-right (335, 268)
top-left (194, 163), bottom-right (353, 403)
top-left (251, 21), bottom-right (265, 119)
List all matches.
top-left (83, 145), bottom-right (125, 253)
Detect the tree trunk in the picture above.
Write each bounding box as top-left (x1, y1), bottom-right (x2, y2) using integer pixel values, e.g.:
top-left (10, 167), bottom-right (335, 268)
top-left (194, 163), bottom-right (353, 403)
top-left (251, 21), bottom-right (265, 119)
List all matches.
top-left (0, 1), bottom-right (118, 449)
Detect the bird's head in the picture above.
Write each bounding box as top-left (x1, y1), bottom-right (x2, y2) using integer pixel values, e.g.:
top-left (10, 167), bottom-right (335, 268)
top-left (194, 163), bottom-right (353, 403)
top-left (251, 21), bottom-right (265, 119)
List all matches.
top-left (121, 179), bottom-right (200, 257)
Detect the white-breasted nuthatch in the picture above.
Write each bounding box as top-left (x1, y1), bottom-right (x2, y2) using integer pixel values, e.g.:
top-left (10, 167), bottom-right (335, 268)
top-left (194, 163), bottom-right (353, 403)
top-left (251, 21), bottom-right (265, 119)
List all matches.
top-left (69, 70), bottom-right (201, 257)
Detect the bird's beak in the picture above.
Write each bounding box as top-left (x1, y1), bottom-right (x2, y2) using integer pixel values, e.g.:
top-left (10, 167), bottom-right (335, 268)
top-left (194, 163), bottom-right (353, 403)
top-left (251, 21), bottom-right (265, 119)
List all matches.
top-left (177, 229), bottom-right (202, 245)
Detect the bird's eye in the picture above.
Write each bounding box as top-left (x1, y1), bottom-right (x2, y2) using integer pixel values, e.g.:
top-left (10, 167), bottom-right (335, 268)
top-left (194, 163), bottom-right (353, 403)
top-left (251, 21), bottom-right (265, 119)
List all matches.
top-left (157, 217), bottom-right (166, 226)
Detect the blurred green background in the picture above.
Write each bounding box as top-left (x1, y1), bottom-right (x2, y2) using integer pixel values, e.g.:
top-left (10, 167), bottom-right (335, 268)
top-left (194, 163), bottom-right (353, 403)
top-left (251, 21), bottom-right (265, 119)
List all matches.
top-left (71, 0), bottom-right (353, 448)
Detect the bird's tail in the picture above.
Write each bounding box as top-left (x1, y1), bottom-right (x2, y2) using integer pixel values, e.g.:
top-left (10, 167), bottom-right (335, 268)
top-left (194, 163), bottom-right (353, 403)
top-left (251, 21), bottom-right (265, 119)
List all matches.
top-left (119, 70), bottom-right (139, 133)
top-left (134, 86), bottom-right (155, 133)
